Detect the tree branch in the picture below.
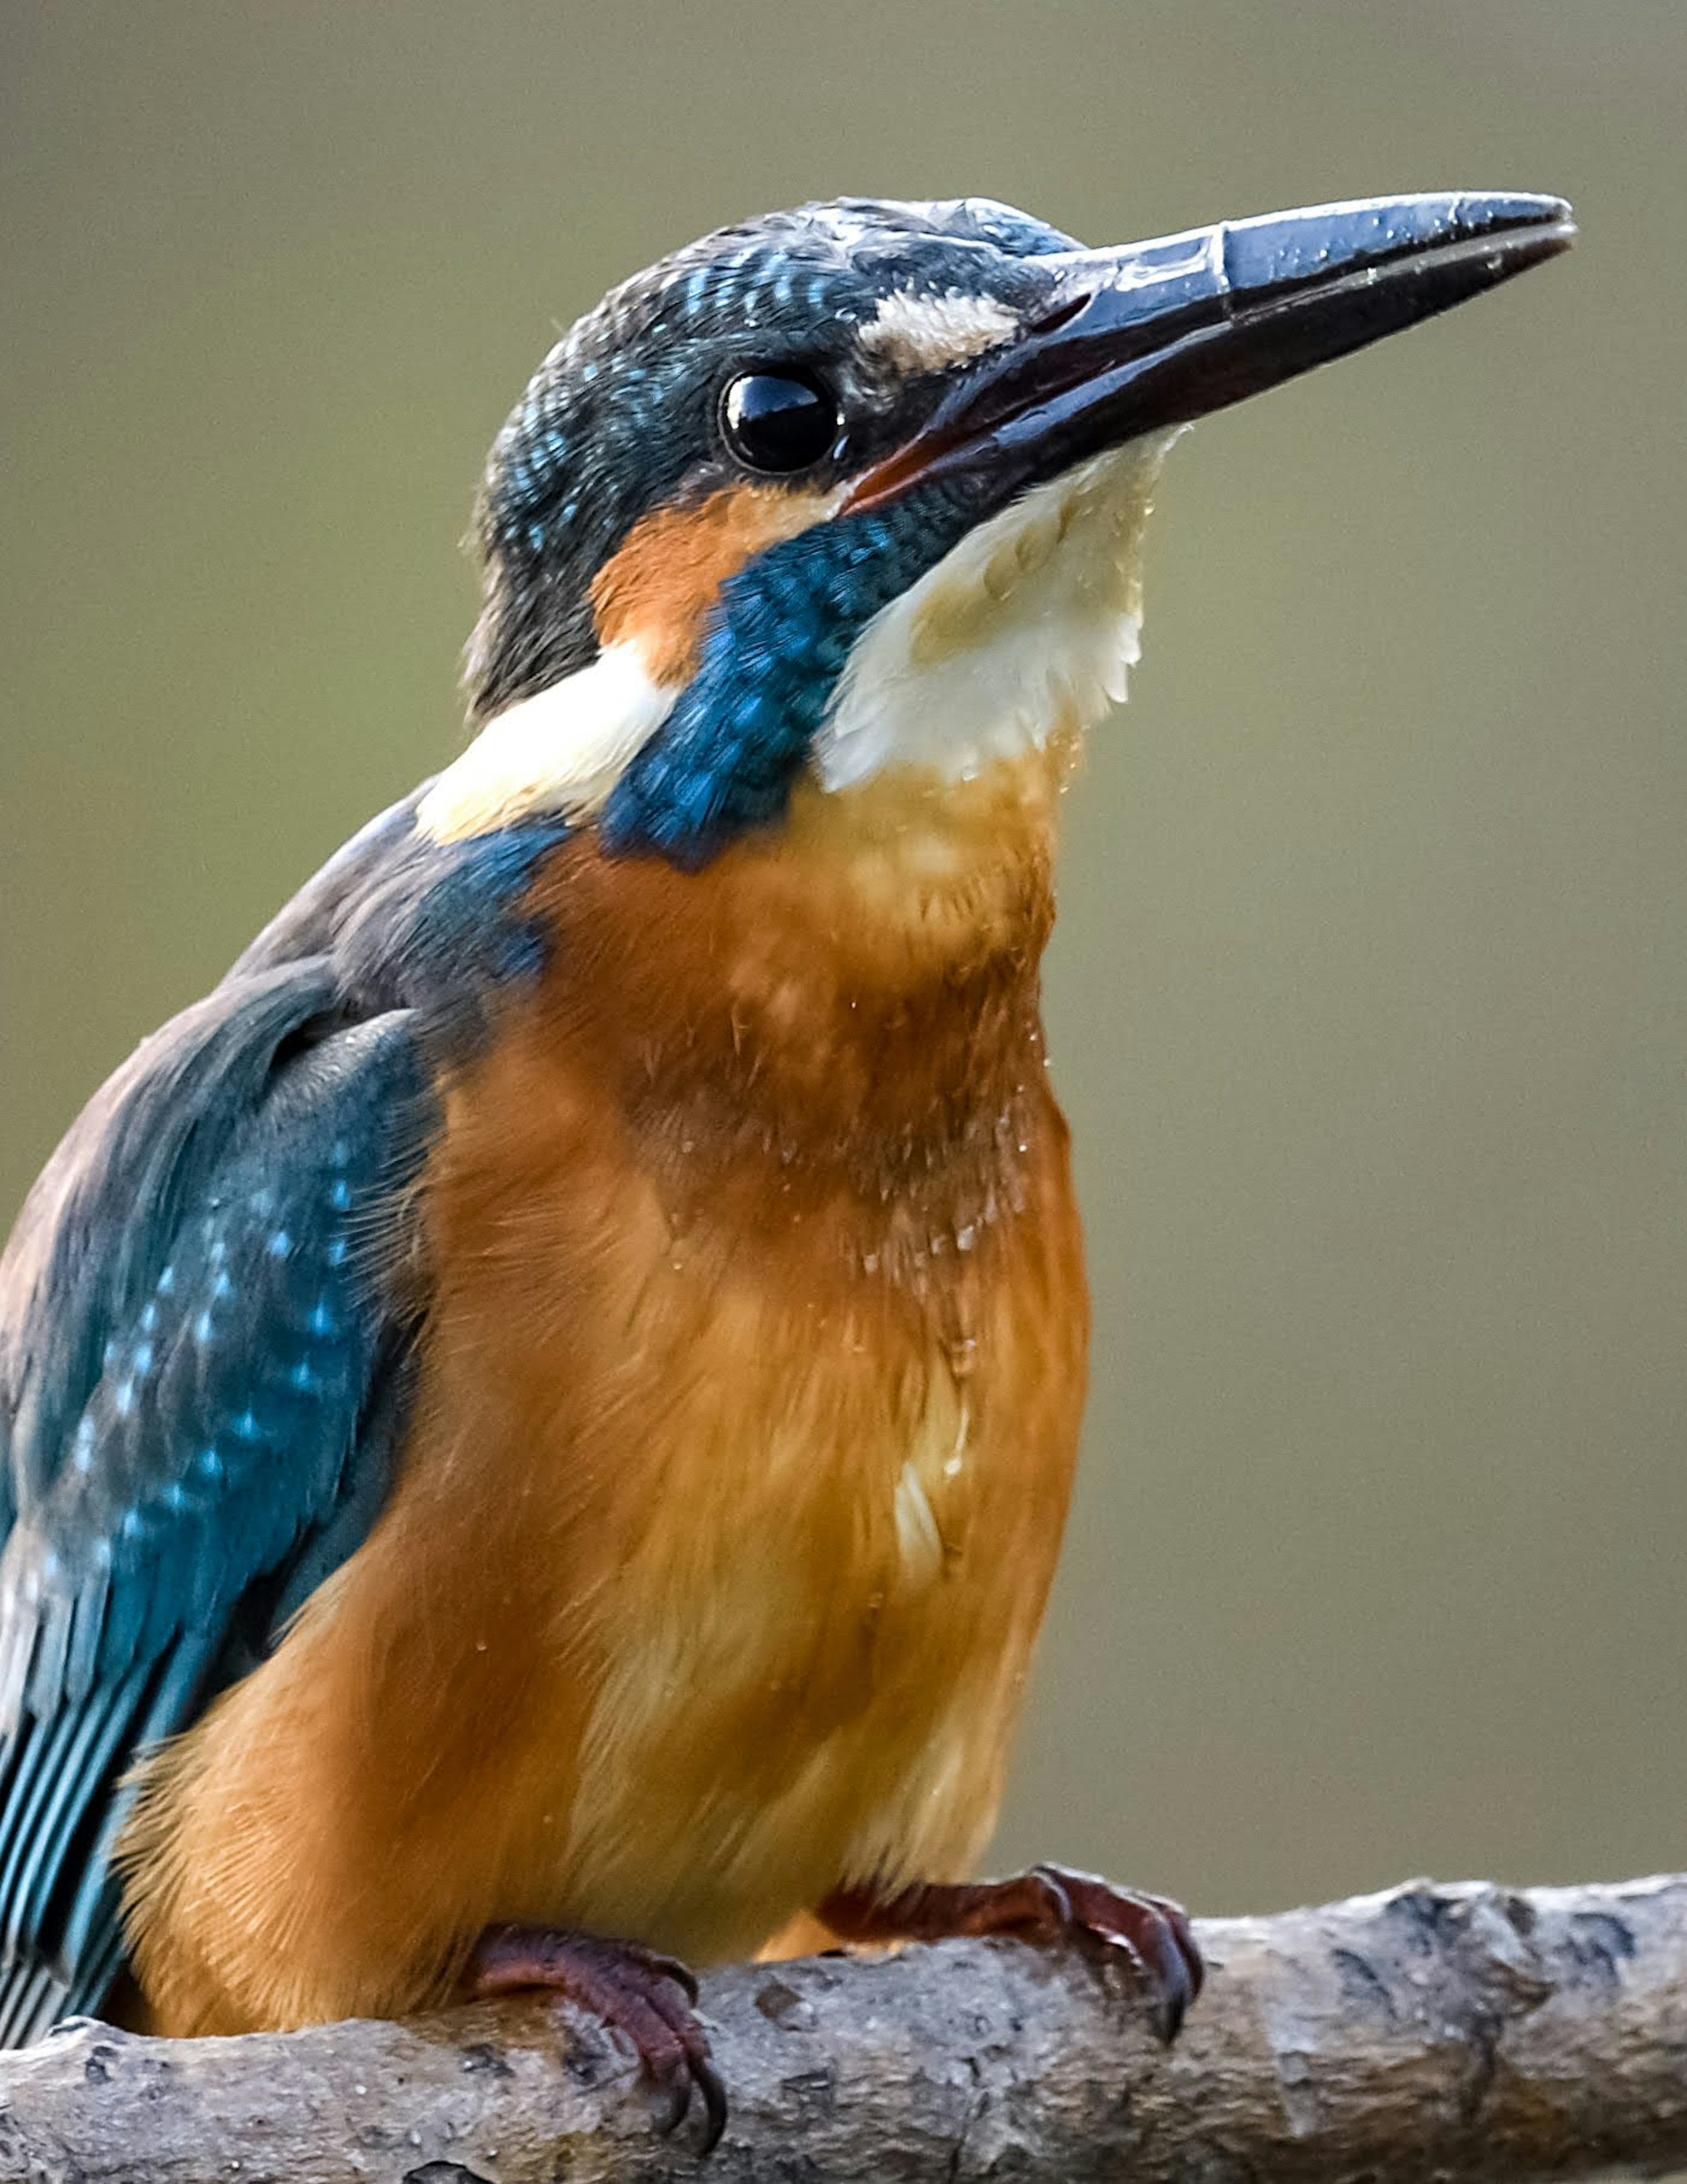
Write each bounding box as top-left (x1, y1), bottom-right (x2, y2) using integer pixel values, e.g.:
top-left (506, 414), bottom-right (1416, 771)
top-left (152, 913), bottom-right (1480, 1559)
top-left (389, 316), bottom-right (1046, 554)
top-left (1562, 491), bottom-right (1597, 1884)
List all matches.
top-left (0, 1875), bottom-right (1682, 2182)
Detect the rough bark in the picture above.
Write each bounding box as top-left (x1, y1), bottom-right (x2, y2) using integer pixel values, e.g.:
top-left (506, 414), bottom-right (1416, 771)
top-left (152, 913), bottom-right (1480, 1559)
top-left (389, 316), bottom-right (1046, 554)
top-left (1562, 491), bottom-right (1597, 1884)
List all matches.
top-left (0, 1874), bottom-right (1681, 2184)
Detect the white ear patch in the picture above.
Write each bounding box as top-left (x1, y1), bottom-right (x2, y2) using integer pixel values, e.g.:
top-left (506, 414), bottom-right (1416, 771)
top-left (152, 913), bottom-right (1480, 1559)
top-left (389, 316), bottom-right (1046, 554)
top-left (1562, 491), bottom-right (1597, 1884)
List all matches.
top-left (418, 641), bottom-right (676, 843)
top-left (858, 287), bottom-right (1020, 376)
top-left (814, 431), bottom-right (1184, 794)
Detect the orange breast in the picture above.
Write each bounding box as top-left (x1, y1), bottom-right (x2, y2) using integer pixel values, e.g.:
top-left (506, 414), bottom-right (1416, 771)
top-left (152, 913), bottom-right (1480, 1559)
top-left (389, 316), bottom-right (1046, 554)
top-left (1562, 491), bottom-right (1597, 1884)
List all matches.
top-left (122, 750), bottom-right (1090, 2033)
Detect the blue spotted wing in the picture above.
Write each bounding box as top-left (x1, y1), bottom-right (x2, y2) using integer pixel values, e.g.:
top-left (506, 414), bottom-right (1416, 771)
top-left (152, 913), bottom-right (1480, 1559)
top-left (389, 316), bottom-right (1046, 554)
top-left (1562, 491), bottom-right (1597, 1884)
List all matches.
top-left (0, 956), bottom-right (430, 2042)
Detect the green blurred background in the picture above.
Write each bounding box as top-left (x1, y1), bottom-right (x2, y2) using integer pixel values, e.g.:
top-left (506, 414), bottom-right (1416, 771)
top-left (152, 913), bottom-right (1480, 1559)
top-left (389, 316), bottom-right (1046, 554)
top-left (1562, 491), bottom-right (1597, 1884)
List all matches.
top-left (3, 2), bottom-right (1683, 1918)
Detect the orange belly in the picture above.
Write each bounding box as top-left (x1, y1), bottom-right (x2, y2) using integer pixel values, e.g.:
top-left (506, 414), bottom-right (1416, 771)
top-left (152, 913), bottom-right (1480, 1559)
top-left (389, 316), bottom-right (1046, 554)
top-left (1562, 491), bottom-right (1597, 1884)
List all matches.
top-left (120, 756), bottom-right (1090, 2035)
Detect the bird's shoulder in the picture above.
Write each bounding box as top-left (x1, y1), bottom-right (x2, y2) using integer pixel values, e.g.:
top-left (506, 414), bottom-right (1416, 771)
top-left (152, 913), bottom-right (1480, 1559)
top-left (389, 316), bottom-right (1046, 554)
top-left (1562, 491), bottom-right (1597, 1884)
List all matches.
top-left (229, 785), bottom-right (570, 1027)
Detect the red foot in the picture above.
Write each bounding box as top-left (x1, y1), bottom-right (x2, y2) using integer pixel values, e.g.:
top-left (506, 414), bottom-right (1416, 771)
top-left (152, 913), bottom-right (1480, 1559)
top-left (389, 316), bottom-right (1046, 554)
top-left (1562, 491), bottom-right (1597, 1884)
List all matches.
top-left (466, 1923), bottom-right (725, 2152)
top-left (820, 1865), bottom-right (1202, 2041)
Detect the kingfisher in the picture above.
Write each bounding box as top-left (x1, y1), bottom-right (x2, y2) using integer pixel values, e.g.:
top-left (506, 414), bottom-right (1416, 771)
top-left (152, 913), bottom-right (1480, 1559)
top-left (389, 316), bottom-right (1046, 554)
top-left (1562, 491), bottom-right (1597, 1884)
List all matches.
top-left (0, 188), bottom-right (1570, 2144)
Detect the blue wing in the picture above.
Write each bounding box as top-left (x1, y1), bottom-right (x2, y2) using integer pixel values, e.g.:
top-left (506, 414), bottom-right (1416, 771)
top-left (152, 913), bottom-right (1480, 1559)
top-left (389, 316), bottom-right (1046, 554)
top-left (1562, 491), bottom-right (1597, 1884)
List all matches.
top-left (0, 789), bottom-right (569, 2044)
top-left (0, 954), bottom-right (430, 2042)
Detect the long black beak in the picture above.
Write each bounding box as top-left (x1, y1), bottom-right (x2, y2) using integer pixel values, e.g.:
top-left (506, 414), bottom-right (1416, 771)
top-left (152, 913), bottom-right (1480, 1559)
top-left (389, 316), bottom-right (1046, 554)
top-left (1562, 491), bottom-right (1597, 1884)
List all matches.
top-left (846, 191), bottom-right (1574, 513)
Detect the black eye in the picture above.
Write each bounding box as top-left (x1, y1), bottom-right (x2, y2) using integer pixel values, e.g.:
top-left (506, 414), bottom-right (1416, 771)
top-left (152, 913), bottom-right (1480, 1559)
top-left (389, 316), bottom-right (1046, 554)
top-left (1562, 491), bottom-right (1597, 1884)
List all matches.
top-left (719, 370), bottom-right (839, 474)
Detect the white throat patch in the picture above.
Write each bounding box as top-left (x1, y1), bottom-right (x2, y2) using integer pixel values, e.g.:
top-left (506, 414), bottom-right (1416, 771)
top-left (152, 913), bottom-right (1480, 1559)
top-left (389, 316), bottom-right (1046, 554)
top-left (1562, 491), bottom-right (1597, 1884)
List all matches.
top-left (419, 432), bottom-right (1183, 844)
top-left (417, 641), bottom-right (675, 844)
top-left (815, 432), bottom-right (1183, 793)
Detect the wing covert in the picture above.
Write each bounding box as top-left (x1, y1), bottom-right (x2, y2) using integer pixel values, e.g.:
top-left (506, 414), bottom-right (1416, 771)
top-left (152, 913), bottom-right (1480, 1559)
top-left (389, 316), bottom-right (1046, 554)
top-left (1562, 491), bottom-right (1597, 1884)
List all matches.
top-left (0, 958), bottom-right (432, 2038)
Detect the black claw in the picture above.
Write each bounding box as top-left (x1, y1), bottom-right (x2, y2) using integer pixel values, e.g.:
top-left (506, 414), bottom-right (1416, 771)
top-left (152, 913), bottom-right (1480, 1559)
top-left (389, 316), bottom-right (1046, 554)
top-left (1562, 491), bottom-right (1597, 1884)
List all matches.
top-left (640, 1964), bottom-right (723, 2152)
top-left (649, 2044), bottom-right (726, 2154)
top-left (694, 2053), bottom-right (729, 2155)
top-left (1137, 1922), bottom-right (1196, 2041)
top-left (1137, 1924), bottom-right (1193, 2039)
top-left (1100, 1928), bottom-right (1181, 2039)
top-left (1172, 1919), bottom-right (1206, 2002)
top-left (1145, 1971), bottom-right (1187, 2045)
top-left (644, 1948), bottom-right (702, 2006)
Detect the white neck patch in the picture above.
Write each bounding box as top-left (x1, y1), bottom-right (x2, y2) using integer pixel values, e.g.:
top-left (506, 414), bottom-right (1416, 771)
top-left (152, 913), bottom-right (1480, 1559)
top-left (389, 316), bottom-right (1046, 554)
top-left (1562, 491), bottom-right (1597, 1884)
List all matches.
top-left (815, 431), bottom-right (1183, 794)
top-left (417, 640), bottom-right (675, 844)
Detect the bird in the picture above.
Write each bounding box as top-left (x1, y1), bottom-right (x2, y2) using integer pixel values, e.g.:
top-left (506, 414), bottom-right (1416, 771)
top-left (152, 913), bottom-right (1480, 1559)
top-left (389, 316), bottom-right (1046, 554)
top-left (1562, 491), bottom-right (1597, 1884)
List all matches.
top-left (0, 186), bottom-right (1570, 2146)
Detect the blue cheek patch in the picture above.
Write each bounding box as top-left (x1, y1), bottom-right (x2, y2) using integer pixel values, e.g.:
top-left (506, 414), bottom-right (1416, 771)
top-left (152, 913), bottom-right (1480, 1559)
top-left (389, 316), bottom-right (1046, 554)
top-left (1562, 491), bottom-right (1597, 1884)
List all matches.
top-left (600, 484), bottom-right (978, 866)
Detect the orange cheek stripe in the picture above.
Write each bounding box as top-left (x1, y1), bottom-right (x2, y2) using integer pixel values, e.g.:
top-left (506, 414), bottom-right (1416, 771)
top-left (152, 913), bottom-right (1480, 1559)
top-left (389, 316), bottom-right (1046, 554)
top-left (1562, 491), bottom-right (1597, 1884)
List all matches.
top-left (590, 483), bottom-right (835, 687)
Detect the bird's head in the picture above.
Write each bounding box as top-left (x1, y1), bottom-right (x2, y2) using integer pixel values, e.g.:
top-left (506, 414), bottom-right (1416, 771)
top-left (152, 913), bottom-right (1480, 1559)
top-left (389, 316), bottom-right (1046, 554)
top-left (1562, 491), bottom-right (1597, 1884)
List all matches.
top-left (422, 191), bottom-right (1571, 886)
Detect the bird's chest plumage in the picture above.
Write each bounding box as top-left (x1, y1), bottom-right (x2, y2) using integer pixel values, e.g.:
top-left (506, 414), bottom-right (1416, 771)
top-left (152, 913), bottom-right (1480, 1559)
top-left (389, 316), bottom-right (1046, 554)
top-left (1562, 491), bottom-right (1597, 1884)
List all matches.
top-left (117, 762), bottom-right (1089, 2028)
top-left (385, 774), bottom-right (1087, 1958)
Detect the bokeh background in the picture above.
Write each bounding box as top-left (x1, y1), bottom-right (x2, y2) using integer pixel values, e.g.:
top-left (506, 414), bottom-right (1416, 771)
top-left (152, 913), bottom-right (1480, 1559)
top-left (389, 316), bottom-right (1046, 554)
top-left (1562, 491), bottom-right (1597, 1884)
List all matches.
top-left (4, 2), bottom-right (1683, 1919)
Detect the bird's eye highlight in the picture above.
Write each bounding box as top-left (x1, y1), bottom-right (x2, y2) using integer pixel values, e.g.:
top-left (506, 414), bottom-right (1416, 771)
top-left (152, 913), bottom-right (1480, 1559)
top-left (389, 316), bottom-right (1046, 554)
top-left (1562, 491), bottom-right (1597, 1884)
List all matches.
top-left (719, 371), bottom-right (839, 474)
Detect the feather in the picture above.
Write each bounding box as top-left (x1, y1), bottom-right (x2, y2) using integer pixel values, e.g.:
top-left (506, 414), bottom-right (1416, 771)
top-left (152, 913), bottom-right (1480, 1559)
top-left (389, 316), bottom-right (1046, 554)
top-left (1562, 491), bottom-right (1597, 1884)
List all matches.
top-left (0, 791), bottom-right (557, 2034)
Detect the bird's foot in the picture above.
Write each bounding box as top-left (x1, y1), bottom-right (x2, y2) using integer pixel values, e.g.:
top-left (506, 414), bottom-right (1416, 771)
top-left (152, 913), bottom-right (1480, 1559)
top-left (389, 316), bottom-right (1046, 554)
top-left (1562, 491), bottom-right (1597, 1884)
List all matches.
top-left (820, 1865), bottom-right (1202, 2041)
top-left (465, 1923), bottom-right (726, 2153)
